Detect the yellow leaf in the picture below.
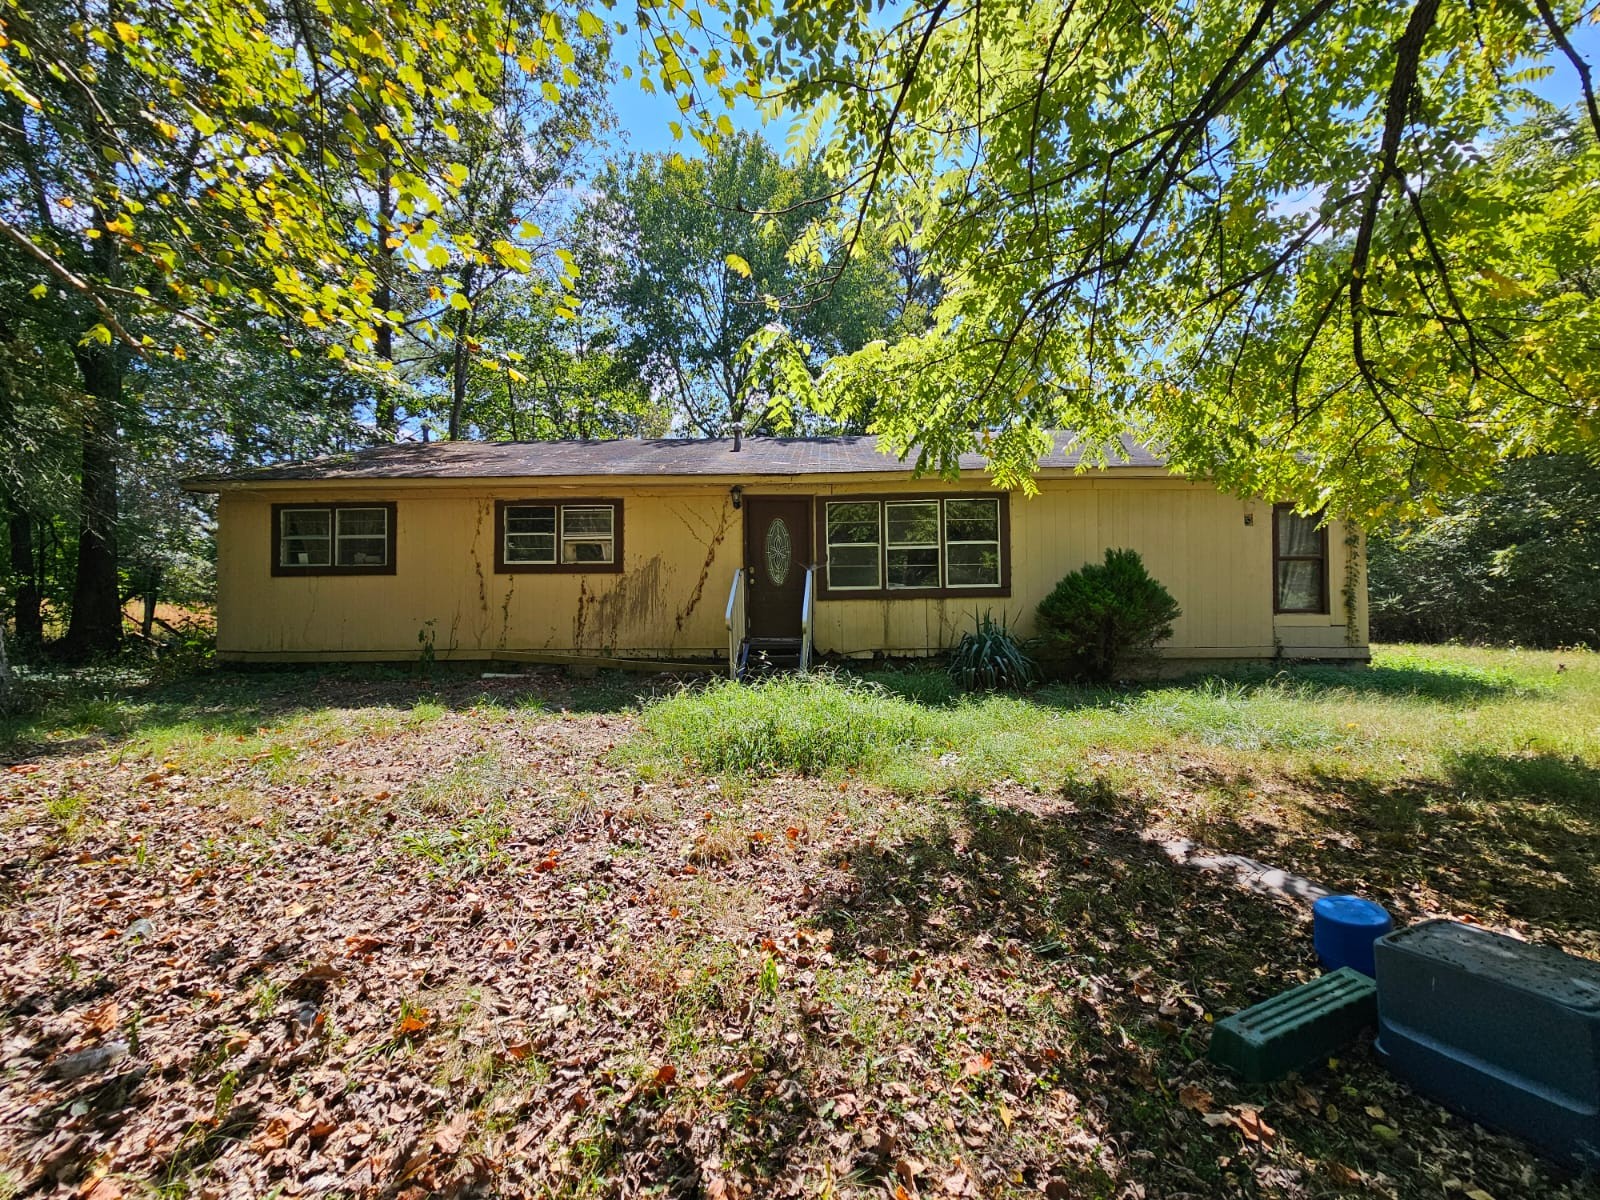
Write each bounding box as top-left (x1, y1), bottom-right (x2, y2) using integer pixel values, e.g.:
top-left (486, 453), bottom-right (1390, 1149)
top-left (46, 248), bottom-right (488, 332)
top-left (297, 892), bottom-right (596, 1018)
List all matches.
top-left (113, 20), bottom-right (138, 43)
top-left (724, 253), bottom-right (752, 278)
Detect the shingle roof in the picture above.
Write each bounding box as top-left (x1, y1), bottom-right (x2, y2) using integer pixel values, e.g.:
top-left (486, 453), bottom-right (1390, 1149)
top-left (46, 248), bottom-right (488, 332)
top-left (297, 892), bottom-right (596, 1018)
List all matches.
top-left (184, 432), bottom-right (1165, 489)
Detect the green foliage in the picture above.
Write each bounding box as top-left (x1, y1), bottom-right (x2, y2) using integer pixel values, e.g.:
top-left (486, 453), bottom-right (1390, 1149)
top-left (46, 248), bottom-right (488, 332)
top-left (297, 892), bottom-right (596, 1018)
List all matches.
top-left (654, 2), bottom-right (1600, 514)
top-left (1036, 550), bottom-right (1182, 683)
top-left (947, 611), bottom-right (1036, 692)
top-left (1368, 456), bottom-right (1600, 649)
top-left (633, 673), bottom-right (932, 775)
top-left (579, 132), bottom-right (903, 435)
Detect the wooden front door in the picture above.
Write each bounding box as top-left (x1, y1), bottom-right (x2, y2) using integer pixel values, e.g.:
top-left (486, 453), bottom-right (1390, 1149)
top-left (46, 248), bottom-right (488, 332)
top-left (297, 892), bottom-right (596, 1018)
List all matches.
top-left (743, 496), bottom-right (812, 640)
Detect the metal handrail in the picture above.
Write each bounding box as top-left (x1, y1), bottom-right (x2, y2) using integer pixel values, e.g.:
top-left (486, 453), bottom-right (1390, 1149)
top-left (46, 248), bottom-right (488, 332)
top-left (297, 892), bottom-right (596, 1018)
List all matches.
top-left (799, 565), bottom-right (815, 674)
top-left (724, 567), bottom-right (746, 680)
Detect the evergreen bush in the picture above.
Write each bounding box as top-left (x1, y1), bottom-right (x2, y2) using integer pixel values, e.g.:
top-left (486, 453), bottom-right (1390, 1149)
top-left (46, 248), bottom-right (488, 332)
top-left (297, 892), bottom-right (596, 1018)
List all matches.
top-left (1036, 549), bottom-right (1181, 682)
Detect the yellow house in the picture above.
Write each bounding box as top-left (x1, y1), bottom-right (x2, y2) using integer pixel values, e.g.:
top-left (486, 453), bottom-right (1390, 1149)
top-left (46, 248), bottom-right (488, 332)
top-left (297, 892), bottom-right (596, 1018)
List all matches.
top-left (184, 434), bottom-right (1368, 671)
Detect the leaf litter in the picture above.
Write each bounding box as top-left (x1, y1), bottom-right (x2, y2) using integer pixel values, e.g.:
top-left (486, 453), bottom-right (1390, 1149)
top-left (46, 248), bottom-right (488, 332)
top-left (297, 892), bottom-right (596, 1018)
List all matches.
top-left (0, 670), bottom-right (1588, 1199)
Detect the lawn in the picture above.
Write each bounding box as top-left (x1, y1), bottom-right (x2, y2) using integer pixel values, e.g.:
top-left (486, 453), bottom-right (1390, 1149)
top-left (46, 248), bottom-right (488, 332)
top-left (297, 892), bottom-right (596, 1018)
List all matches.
top-left (0, 645), bottom-right (1595, 1199)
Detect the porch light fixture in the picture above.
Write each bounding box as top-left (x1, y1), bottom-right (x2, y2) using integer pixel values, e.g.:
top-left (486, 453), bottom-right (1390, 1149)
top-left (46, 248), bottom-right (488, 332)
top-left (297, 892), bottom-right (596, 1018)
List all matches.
top-left (730, 485), bottom-right (743, 510)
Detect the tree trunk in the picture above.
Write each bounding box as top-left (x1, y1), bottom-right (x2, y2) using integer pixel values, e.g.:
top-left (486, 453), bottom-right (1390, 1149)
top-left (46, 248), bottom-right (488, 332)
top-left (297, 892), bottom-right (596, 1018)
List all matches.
top-left (140, 565), bottom-right (160, 640)
top-left (373, 164), bottom-right (399, 439)
top-left (6, 503), bottom-right (43, 645)
top-left (63, 338), bottom-right (123, 659)
top-left (0, 621), bottom-right (12, 708)
top-left (447, 262), bottom-right (477, 439)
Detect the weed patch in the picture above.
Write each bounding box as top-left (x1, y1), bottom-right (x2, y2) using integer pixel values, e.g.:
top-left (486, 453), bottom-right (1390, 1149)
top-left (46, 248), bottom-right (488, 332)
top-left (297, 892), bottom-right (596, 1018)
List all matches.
top-left (632, 673), bottom-right (935, 775)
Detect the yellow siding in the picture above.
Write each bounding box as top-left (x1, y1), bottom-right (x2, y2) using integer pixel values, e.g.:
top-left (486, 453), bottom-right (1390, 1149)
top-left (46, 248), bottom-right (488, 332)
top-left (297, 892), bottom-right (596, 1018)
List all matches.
top-left (214, 475), bottom-right (1368, 664)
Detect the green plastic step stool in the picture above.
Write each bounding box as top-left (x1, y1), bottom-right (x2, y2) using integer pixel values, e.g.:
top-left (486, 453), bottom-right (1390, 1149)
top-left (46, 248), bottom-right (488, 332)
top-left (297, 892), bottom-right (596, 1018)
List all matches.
top-left (1209, 968), bottom-right (1377, 1082)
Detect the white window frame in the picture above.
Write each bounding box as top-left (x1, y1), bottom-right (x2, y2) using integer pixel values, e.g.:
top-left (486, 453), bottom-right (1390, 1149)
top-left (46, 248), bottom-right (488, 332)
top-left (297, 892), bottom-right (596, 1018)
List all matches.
top-left (503, 503), bottom-right (558, 566)
top-left (560, 505), bottom-right (616, 565)
top-left (885, 500), bottom-right (942, 591)
top-left (824, 500), bottom-right (884, 592)
top-left (941, 497), bottom-right (1002, 589)
top-left (278, 507), bottom-right (332, 568)
top-left (333, 507), bottom-right (390, 568)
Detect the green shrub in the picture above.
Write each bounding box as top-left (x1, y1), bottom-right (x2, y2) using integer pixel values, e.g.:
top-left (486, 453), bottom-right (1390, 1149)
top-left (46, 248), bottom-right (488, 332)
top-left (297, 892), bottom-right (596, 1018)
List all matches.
top-left (1036, 549), bottom-right (1181, 682)
top-left (632, 672), bottom-right (932, 775)
top-left (948, 611), bottom-right (1036, 691)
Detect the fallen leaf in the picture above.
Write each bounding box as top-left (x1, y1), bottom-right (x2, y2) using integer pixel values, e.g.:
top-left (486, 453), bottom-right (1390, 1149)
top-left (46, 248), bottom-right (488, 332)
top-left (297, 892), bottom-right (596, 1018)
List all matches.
top-left (1179, 1084), bottom-right (1214, 1113)
top-left (1233, 1107), bottom-right (1275, 1145)
top-left (434, 1112), bottom-right (470, 1156)
top-left (84, 999), bottom-right (120, 1035)
top-left (962, 1051), bottom-right (993, 1076)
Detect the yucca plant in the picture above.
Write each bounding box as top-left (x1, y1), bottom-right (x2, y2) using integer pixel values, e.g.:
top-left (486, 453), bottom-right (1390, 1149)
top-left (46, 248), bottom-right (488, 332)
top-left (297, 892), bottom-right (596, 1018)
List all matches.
top-left (948, 610), bottom-right (1037, 692)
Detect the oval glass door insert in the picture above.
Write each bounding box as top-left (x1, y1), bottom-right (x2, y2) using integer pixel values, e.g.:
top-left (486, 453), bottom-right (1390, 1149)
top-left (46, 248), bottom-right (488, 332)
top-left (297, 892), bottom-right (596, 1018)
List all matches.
top-left (765, 518), bottom-right (792, 586)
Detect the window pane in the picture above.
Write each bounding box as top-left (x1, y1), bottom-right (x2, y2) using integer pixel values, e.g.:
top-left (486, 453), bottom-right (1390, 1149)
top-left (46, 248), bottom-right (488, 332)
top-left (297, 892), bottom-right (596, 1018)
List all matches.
top-left (337, 537), bottom-right (387, 567)
top-left (281, 537), bottom-right (331, 566)
top-left (505, 533), bottom-right (556, 563)
top-left (828, 544), bottom-right (880, 589)
top-left (280, 508), bottom-right (330, 566)
top-left (1277, 561), bottom-right (1323, 611)
top-left (946, 542), bottom-right (1001, 587)
top-left (336, 508), bottom-right (387, 538)
top-left (886, 501), bottom-right (939, 546)
top-left (282, 509), bottom-right (330, 539)
top-left (506, 505), bottom-right (556, 535)
top-left (1277, 509), bottom-right (1322, 556)
top-left (887, 547), bottom-right (940, 589)
top-left (562, 506), bottom-right (614, 537)
top-left (563, 538), bottom-right (613, 564)
top-left (826, 502), bottom-right (879, 547)
top-left (945, 498), bottom-right (999, 542)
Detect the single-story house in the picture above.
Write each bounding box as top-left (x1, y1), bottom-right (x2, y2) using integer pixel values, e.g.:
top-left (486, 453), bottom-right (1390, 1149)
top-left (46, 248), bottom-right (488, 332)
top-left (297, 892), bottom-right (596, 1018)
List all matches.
top-left (183, 434), bottom-right (1368, 670)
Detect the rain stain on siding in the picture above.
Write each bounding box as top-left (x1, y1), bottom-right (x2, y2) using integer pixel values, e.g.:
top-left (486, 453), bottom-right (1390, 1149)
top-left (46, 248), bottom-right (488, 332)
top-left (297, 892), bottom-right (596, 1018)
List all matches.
top-left (676, 503), bottom-right (732, 633)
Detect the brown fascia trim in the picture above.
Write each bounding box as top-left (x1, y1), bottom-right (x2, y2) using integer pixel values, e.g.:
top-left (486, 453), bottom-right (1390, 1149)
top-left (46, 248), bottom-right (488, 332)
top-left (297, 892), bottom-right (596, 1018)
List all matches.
top-left (811, 492), bottom-right (1012, 601)
top-left (492, 498), bottom-right (625, 575)
top-left (269, 501), bottom-right (398, 577)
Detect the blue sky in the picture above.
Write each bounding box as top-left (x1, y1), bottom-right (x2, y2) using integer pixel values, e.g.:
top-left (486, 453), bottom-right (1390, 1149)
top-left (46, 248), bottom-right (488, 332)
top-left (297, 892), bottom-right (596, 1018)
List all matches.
top-left (603, 25), bottom-right (1600, 159)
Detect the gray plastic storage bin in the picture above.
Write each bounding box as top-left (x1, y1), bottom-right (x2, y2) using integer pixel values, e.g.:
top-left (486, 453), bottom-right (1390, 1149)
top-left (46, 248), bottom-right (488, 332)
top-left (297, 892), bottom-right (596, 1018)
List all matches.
top-left (1375, 919), bottom-right (1600, 1168)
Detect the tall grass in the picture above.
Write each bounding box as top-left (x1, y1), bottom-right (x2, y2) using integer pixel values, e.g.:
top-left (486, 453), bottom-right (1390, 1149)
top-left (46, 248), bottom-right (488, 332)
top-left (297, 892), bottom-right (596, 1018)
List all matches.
top-left (632, 673), bottom-right (935, 775)
top-left (628, 645), bottom-right (1598, 794)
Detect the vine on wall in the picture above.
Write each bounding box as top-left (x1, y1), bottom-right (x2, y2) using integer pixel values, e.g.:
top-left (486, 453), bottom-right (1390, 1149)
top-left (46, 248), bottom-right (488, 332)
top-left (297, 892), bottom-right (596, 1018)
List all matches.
top-left (1342, 524), bottom-right (1363, 647)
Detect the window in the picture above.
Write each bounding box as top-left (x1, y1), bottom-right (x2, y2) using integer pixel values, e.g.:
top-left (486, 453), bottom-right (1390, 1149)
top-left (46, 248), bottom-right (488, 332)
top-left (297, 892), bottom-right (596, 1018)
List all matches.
top-left (272, 503), bottom-right (395, 575)
top-left (1274, 505), bottom-right (1327, 613)
top-left (886, 501), bottom-right (940, 589)
top-left (495, 500), bottom-right (622, 573)
top-left (820, 495), bottom-right (1008, 597)
top-left (943, 498), bottom-right (1003, 588)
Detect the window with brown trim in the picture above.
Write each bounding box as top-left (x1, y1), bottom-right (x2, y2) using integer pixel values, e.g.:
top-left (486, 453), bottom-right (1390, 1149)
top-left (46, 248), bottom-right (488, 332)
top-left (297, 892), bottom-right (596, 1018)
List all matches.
top-left (271, 502), bottom-right (396, 576)
top-left (1273, 505), bottom-right (1328, 613)
top-left (815, 494), bottom-right (1010, 599)
top-left (494, 499), bottom-right (624, 573)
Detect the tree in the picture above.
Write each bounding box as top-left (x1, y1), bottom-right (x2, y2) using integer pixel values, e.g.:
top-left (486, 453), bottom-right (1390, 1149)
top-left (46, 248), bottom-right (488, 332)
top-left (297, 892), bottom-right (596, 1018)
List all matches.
top-left (1368, 455), bottom-right (1600, 648)
top-left (449, 293), bottom-right (669, 440)
top-left (0, 0), bottom-right (616, 653)
top-left (580, 132), bottom-right (902, 436)
top-left (662, 0), bottom-right (1600, 512)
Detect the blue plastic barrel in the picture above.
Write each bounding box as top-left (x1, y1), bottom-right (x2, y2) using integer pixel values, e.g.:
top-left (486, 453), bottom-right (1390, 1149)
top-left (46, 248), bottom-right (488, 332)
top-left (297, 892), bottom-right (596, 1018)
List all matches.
top-left (1313, 894), bottom-right (1393, 977)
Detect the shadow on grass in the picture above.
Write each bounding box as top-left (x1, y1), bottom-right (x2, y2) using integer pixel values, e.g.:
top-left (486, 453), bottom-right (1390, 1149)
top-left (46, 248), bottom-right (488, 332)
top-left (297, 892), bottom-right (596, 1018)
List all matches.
top-left (855, 656), bottom-right (1530, 715)
top-left (807, 784), bottom-right (1579, 1197)
top-left (0, 662), bottom-right (663, 763)
top-left (1189, 751), bottom-right (1600, 931)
